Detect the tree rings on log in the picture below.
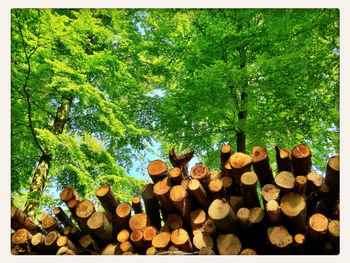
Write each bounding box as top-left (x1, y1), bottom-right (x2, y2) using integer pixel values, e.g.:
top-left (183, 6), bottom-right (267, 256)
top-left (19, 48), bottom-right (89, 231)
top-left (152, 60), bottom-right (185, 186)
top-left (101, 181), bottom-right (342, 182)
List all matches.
top-left (267, 226), bottom-right (293, 252)
top-left (274, 171), bottom-right (295, 192)
top-left (191, 163), bottom-right (210, 183)
top-left (208, 199), bottom-right (238, 234)
top-left (217, 233), bottom-right (242, 255)
top-left (229, 152), bottom-right (253, 185)
top-left (251, 145), bottom-right (274, 186)
top-left (147, 160), bottom-right (168, 184)
top-left (152, 232), bottom-right (171, 250)
top-left (129, 213), bottom-right (149, 232)
top-left (193, 232), bottom-right (214, 250)
top-left (116, 202), bottom-right (132, 230)
top-left (292, 144), bottom-right (312, 176)
top-left (170, 228), bottom-right (193, 252)
top-left (280, 192), bottom-right (306, 233)
top-left (188, 179), bottom-right (207, 208)
top-left (240, 171), bottom-right (260, 208)
top-left (60, 186), bottom-right (81, 203)
top-left (169, 167), bottom-right (182, 185)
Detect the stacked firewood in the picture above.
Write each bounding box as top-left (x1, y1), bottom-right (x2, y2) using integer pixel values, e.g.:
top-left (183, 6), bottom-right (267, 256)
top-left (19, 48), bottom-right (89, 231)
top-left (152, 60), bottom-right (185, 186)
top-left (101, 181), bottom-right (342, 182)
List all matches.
top-left (11, 144), bottom-right (340, 255)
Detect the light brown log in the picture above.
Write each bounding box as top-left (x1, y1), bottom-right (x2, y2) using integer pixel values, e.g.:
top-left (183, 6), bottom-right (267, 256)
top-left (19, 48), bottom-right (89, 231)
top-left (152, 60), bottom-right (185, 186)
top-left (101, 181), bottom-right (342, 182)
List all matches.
top-left (36, 212), bottom-right (48, 226)
top-left (223, 160), bottom-right (233, 177)
top-left (42, 215), bottom-right (64, 233)
top-left (221, 176), bottom-right (234, 196)
top-left (229, 196), bottom-right (244, 213)
top-left (208, 199), bottom-right (238, 234)
top-left (274, 171), bottom-right (295, 192)
top-left (129, 213), bottom-right (150, 232)
top-left (240, 248), bottom-right (257, 255)
top-left (53, 206), bottom-right (75, 228)
top-left (275, 146), bottom-right (293, 173)
top-left (87, 211), bottom-right (113, 242)
top-left (325, 155), bottom-right (340, 197)
top-left (165, 213), bottom-right (183, 231)
top-left (190, 209), bottom-right (206, 229)
top-left (141, 183), bottom-right (161, 229)
top-left (11, 206), bottom-right (40, 234)
top-left (169, 167), bottom-right (183, 185)
top-left (328, 220), bottom-right (339, 254)
top-left (292, 144), bottom-right (312, 176)
top-left (199, 247), bottom-right (216, 255)
top-left (44, 230), bottom-right (61, 252)
top-left (170, 185), bottom-right (192, 221)
top-left (129, 230), bottom-right (146, 252)
top-left (251, 145), bottom-right (274, 186)
top-left (171, 228), bottom-right (193, 252)
top-left (60, 186), bottom-right (81, 203)
top-left (217, 233), bottom-right (242, 255)
top-left (188, 179), bottom-right (208, 208)
top-left (31, 232), bottom-right (45, 247)
top-left (79, 234), bottom-right (101, 253)
top-left (56, 235), bottom-right (78, 253)
top-left (240, 172), bottom-right (260, 208)
top-left (116, 202), bottom-right (132, 230)
top-left (208, 179), bottom-right (225, 199)
top-left (148, 159), bottom-right (168, 184)
top-left (117, 229), bottom-right (130, 243)
top-left (202, 219), bottom-right (216, 235)
top-left (306, 172), bottom-right (324, 196)
top-left (295, 175), bottom-right (307, 196)
top-left (168, 245), bottom-right (179, 252)
top-left (143, 226), bottom-right (158, 246)
top-left (292, 233), bottom-right (305, 254)
top-left (75, 200), bottom-right (95, 232)
top-left (220, 144), bottom-right (232, 172)
top-left (190, 163), bottom-right (210, 183)
top-left (181, 178), bottom-right (190, 191)
top-left (307, 213), bottom-right (329, 252)
top-left (261, 184), bottom-right (281, 207)
top-left (266, 200), bottom-right (282, 225)
top-left (146, 246), bottom-right (158, 255)
top-left (267, 226), bottom-right (293, 253)
top-left (160, 225), bottom-right (170, 233)
top-left (154, 176), bottom-right (177, 213)
top-left (193, 232), bottom-right (214, 251)
top-left (169, 148), bottom-right (194, 178)
top-left (12, 228), bottom-right (33, 245)
top-left (56, 246), bottom-right (77, 255)
top-left (249, 207), bottom-right (265, 225)
top-left (280, 192), bottom-right (306, 233)
top-left (152, 232), bottom-right (171, 250)
top-left (229, 152), bottom-right (253, 185)
top-left (101, 243), bottom-right (122, 255)
top-left (120, 240), bottom-right (134, 253)
top-left (237, 207), bottom-right (251, 229)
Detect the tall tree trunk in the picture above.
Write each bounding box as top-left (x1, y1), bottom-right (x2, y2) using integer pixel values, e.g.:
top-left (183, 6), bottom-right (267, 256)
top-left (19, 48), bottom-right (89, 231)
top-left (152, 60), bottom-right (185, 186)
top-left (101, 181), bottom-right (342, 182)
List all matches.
top-left (24, 94), bottom-right (73, 219)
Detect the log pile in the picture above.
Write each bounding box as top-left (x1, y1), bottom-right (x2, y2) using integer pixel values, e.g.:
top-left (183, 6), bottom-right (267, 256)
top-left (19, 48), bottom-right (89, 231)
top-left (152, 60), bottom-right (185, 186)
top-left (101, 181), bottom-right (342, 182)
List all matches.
top-left (11, 145), bottom-right (340, 255)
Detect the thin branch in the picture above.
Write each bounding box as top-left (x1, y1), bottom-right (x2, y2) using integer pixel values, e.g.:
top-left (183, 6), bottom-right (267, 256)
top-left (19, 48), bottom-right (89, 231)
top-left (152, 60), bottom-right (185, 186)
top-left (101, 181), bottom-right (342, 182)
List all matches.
top-left (11, 119), bottom-right (30, 127)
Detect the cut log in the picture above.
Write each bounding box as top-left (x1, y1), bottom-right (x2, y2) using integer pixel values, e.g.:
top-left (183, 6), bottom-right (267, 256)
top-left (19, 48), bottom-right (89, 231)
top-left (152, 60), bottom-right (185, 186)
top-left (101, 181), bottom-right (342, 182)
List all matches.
top-left (292, 233), bottom-right (305, 254)
top-left (251, 145), bottom-right (274, 186)
top-left (129, 213), bottom-right (150, 232)
top-left (101, 243), bottom-right (122, 255)
top-left (11, 206), bottom-right (40, 234)
top-left (237, 207), bottom-right (251, 229)
top-left (280, 192), bottom-right (306, 233)
top-left (56, 235), bottom-right (78, 253)
top-left (220, 144), bottom-right (232, 172)
top-left (261, 184), bottom-right (281, 207)
top-left (240, 171), bottom-right (260, 208)
top-left (147, 160), bottom-right (168, 184)
top-left (199, 247), bottom-right (216, 255)
top-left (266, 200), bottom-right (282, 225)
top-left (221, 176), bottom-right (234, 197)
top-left (202, 219), bottom-right (216, 236)
top-left (325, 155), bottom-right (340, 197)
top-left (208, 179), bottom-right (225, 199)
top-left (31, 232), bottom-right (45, 248)
top-left (143, 226), bottom-right (158, 246)
top-left (131, 196), bottom-right (143, 214)
top-left (249, 207), bottom-right (265, 225)
top-left (169, 167), bottom-right (183, 185)
top-left (240, 248), bottom-right (257, 255)
top-left (141, 183), bottom-right (161, 229)
top-left (274, 171), bottom-right (295, 193)
top-left (154, 176), bottom-right (177, 213)
top-left (217, 233), bottom-right (242, 255)
top-left (307, 213), bottom-right (329, 253)
top-left (87, 211), bottom-right (113, 243)
top-left (267, 226), bottom-right (293, 254)
top-left (306, 172), bottom-right (324, 196)
top-left (12, 228), bottom-right (32, 245)
top-left (165, 213), bottom-right (183, 231)
top-left (190, 209), bottom-right (206, 229)
top-left (275, 146), bottom-right (292, 173)
top-left (171, 228), bottom-right (193, 252)
top-left (292, 144), bottom-right (312, 176)
top-left (229, 196), bottom-right (244, 213)
top-left (152, 232), bottom-right (171, 250)
top-left (36, 212), bottom-right (48, 226)
top-left (53, 207), bottom-right (75, 228)
top-left (56, 246), bottom-right (77, 255)
top-left (169, 148), bottom-right (194, 178)
top-left (115, 202), bottom-right (132, 230)
top-left (188, 179), bottom-right (208, 208)
top-left (130, 230), bottom-right (146, 252)
top-left (170, 185), bottom-right (192, 221)
top-left (42, 216), bottom-right (64, 234)
top-left (44, 230), bottom-right (61, 252)
top-left (79, 234), bottom-right (101, 253)
top-left (117, 229), bottom-right (130, 243)
top-left (75, 200), bottom-right (95, 232)
top-left (181, 178), bottom-right (190, 191)
top-left (229, 152), bottom-right (253, 185)
top-left (223, 160), bottom-right (233, 177)
top-left (295, 175), bottom-right (307, 196)
top-left (146, 246), bottom-right (158, 255)
top-left (193, 232), bottom-right (214, 251)
top-left (327, 220), bottom-right (339, 254)
top-left (208, 199), bottom-right (238, 234)
top-left (190, 163), bottom-right (210, 183)
top-left (120, 240), bottom-right (134, 253)
top-left (60, 186), bottom-right (81, 203)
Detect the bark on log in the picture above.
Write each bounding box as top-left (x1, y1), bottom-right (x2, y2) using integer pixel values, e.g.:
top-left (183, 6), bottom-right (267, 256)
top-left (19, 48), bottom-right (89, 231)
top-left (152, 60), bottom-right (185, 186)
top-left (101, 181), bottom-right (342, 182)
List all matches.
top-left (11, 206), bottom-right (41, 234)
top-left (267, 226), bottom-right (293, 254)
top-left (44, 230), bottom-right (61, 252)
top-left (79, 234), bottom-right (101, 253)
top-left (266, 200), bottom-right (282, 226)
top-left (327, 220), bottom-right (339, 254)
top-left (75, 200), bottom-right (95, 232)
top-left (199, 247), bottom-right (216, 255)
top-left (169, 148), bottom-right (194, 178)
top-left (115, 202), bottom-right (132, 230)
top-left (217, 233), bottom-right (242, 255)
top-left (190, 163), bottom-right (210, 183)
top-left (307, 213), bottom-right (329, 253)
top-left (129, 213), bottom-right (150, 232)
top-left (141, 183), bottom-right (161, 229)
top-left (130, 230), bottom-right (146, 252)
top-left (240, 172), bottom-right (260, 208)
top-left (165, 213), bottom-right (183, 231)
top-left (220, 144), bottom-right (231, 172)
top-left (229, 196), bottom-right (244, 214)
top-left (193, 232), bottom-right (214, 251)
top-left (237, 207), bottom-right (251, 229)
top-left (169, 167), bottom-right (183, 185)
top-left (295, 176), bottom-right (307, 196)
top-left (60, 186), bottom-right (81, 203)
top-left (292, 233), bottom-right (306, 254)
top-left (152, 232), bottom-right (171, 250)
top-left (148, 160), bottom-right (168, 184)
top-left (154, 176), bottom-right (177, 213)
top-left (42, 215), bottom-right (64, 234)
top-left (87, 211), bottom-right (113, 243)
top-left (275, 146), bottom-right (292, 173)
top-left (280, 192), bottom-right (306, 233)
top-left (208, 179), bottom-right (225, 199)
top-left (170, 185), bottom-right (192, 221)
top-left (188, 179), bottom-right (208, 209)
top-left (261, 184), bottom-right (281, 207)
top-left (306, 172), bottom-right (323, 196)
top-left (171, 228), bottom-right (193, 252)
top-left (325, 155), bottom-right (340, 198)
top-left (229, 152), bottom-right (253, 185)
top-left (292, 144), bottom-right (312, 176)
top-left (274, 171), bottom-right (295, 193)
top-left (189, 209), bottom-right (206, 229)
top-left (251, 145), bottom-right (274, 186)
top-left (221, 176), bottom-right (234, 197)
top-left (53, 206), bottom-right (75, 228)
top-left (208, 199), bottom-right (238, 234)
top-left (131, 196), bottom-right (143, 214)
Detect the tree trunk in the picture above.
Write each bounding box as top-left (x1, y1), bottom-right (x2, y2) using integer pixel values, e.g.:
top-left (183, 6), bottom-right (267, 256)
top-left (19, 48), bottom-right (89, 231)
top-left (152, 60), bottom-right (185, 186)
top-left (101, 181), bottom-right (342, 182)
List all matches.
top-left (24, 94), bottom-right (73, 219)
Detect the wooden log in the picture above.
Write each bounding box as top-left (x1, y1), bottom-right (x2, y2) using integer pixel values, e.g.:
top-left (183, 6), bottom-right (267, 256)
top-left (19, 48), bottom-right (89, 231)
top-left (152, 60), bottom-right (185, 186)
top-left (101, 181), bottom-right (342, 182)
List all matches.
top-left (53, 206), bottom-right (75, 228)
top-left (143, 226), bottom-right (158, 246)
top-left (240, 248), bottom-right (257, 255)
top-left (170, 185), bottom-right (192, 221)
top-left (141, 183), bottom-right (161, 229)
top-left (188, 179), bottom-right (208, 208)
top-left (120, 240), bottom-right (134, 253)
top-left (251, 145), bottom-right (274, 186)
top-left (152, 232), bottom-right (171, 250)
top-left (129, 213), bottom-right (150, 232)
top-left (217, 233), bottom-right (242, 255)
top-left (56, 235), bottom-right (78, 253)
top-left (295, 175), bottom-right (307, 196)
top-left (261, 184), bottom-right (281, 207)
top-left (208, 179), bottom-right (225, 199)
top-left (101, 243), bottom-right (122, 255)
top-left (60, 186), bottom-right (81, 203)
top-left (165, 213), bottom-right (183, 231)
top-left (275, 146), bottom-right (292, 173)
top-left (274, 171), bottom-right (295, 193)
top-left (148, 159), bottom-right (168, 184)
top-left (117, 229), bottom-right (130, 243)
top-left (266, 200), bottom-right (282, 225)
top-left (247, 207), bottom-right (266, 251)
top-left (229, 152), bottom-right (253, 185)
top-left (280, 192), bottom-right (306, 233)
top-left (190, 209), bottom-right (206, 229)
top-left (75, 200), bottom-right (95, 232)
top-left (327, 220), bottom-right (339, 254)
top-left (56, 246), bottom-right (77, 255)
top-left (171, 228), bottom-right (193, 252)
top-left (115, 202), bottom-right (132, 230)
top-left (292, 233), bottom-right (306, 254)
top-left (12, 228), bottom-right (33, 246)
top-left (240, 171), bottom-right (260, 208)
top-left (202, 219), bottom-right (216, 236)
top-left (79, 234), bottom-right (101, 253)
top-left (146, 246), bottom-right (158, 255)
top-left (130, 230), bottom-right (146, 252)
top-left (154, 176), bottom-right (177, 213)
top-left (208, 199), bottom-right (238, 234)
top-left (169, 148), bottom-right (194, 178)
top-left (169, 167), bottom-right (183, 185)
top-left (160, 225), bottom-right (170, 233)
top-left (31, 232), bottom-right (45, 248)
top-left (307, 213), bottom-right (329, 253)
top-left (221, 176), bottom-right (234, 197)
top-left (292, 144), bottom-right (312, 176)
top-left (325, 155), bottom-right (340, 198)
top-left (36, 212), bottom-right (48, 226)
top-left (237, 207), bottom-right (251, 229)
top-left (306, 172), bottom-right (324, 196)
top-left (190, 163), bottom-right (210, 183)
top-left (42, 215), bottom-right (64, 234)
top-left (220, 144), bottom-right (232, 172)
top-left (69, 226), bottom-right (82, 243)
top-left (223, 160), bottom-right (233, 177)
top-left (11, 206), bottom-right (40, 234)
top-left (44, 230), bottom-right (61, 252)
top-left (229, 196), bottom-right (244, 214)
top-left (131, 196), bottom-right (143, 214)
top-left (199, 247), bottom-right (216, 255)
top-left (181, 178), bottom-right (190, 191)
top-left (87, 211), bottom-right (113, 243)
top-left (267, 226), bottom-right (293, 254)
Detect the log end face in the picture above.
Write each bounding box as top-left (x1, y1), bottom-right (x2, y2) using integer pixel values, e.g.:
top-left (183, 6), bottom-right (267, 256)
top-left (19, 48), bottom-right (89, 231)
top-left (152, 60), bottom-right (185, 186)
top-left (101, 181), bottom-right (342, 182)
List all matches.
top-left (95, 183), bottom-right (111, 197)
top-left (148, 160), bottom-right (168, 176)
top-left (292, 144), bottom-right (311, 159)
top-left (229, 152), bottom-right (253, 168)
top-left (208, 199), bottom-right (231, 220)
top-left (309, 213), bottom-right (328, 233)
top-left (280, 192), bottom-right (306, 217)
